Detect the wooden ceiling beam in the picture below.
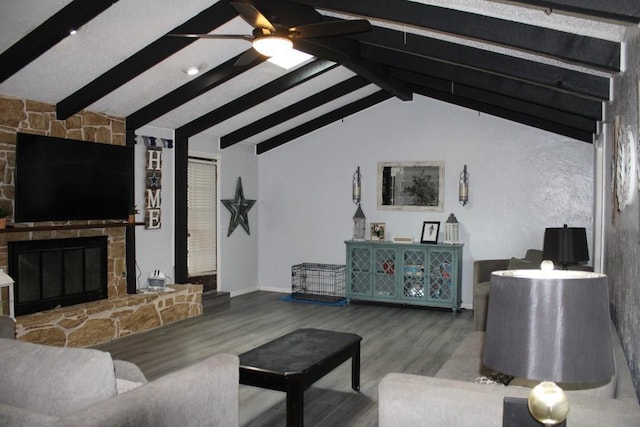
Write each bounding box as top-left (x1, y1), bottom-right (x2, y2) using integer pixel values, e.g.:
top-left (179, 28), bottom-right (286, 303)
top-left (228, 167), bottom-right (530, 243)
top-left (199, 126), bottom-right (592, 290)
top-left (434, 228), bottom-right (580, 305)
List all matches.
top-left (393, 69), bottom-right (595, 133)
top-left (178, 59), bottom-right (337, 138)
top-left (506, 1), bottom-right (640, 23)
top-left (371, 46), bottom-right (602, 120)
top-left (126, 50), bottom-right (265, 131)
top-left (412, 85), bottom-right (593, 143)
top-left (294, 37), bottom-right (412, 101)
top-left (221, 75), bottom-right (369, 148)
top-left (256, 91), bottom-right (392, 154)
top-left (357, 26), bottom-right (610, 101)
top-left (0, 0), bottom-right (119, 84)
top-left (56, 1), bottom-right (238, 120)
top-left (292, 0), bottom-right (620, 71)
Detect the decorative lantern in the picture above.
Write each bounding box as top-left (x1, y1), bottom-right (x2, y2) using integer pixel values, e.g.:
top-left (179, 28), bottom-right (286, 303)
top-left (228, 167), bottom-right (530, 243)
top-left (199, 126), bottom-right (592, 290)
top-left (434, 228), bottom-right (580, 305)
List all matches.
top-left (444, 213), bottom-right (460, 244)
top-left (353, 204), bottom-right (366, 240)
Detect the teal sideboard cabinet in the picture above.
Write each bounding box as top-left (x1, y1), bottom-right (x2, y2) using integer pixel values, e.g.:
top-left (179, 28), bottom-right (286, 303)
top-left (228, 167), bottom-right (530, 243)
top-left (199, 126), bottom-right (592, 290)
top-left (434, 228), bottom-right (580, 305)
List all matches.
top-left (345, 240), bottom-right (463, 312)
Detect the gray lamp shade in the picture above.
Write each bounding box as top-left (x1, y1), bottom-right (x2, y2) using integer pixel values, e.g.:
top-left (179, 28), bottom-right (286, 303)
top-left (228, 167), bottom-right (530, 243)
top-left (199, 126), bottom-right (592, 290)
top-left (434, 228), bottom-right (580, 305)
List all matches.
top-left (482, 270), bottom-right (614, 384)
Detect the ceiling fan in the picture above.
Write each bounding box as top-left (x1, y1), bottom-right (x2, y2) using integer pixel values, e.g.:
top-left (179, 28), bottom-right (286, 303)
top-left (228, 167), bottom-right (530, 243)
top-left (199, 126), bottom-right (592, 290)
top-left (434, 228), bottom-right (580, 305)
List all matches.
top-left (169, 0), bottom-right (372, 66)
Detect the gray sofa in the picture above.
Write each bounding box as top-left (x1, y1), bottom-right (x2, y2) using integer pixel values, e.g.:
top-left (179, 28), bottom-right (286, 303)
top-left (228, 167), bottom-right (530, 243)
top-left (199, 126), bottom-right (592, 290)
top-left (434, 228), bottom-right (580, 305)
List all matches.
top-left (0, 338), bottom-right (239, 426)
top-left (379, 329), bottom-right (640, 426)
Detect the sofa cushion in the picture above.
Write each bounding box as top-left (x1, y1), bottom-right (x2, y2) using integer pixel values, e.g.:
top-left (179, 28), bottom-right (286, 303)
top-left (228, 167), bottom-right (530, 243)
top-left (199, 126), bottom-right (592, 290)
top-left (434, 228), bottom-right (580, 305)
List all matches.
top-left (523, 249), bottom-right (543, 263)
top-left (0, 338), bottom-right (117, 416)
top-left (507, 257), bottom-right (538, 270)
top-left (473, 281), bottom-right (490, 297)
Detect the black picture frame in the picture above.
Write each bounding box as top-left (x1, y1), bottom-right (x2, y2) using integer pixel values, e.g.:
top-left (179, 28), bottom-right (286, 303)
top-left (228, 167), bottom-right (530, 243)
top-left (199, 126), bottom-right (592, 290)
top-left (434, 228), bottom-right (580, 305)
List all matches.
top-left (420, 221), bottom-right (440, 244)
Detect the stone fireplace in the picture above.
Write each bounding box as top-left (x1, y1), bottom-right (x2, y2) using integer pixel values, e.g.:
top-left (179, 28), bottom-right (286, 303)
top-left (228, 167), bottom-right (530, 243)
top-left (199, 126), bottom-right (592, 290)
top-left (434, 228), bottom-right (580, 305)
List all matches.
top-left (0, 95), bottom-right (203, 348)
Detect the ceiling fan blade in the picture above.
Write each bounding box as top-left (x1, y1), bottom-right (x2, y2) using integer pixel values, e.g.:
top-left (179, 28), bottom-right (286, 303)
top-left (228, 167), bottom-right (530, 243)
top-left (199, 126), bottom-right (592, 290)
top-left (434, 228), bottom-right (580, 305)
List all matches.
top-left (230, 1), bottom-right (275, 32)
top-left (291, 19), bottom-right (372, 39)
top-left (168, 33), bottom-right (252, 41)
top-left (234, 48), bottom-right (262, 67)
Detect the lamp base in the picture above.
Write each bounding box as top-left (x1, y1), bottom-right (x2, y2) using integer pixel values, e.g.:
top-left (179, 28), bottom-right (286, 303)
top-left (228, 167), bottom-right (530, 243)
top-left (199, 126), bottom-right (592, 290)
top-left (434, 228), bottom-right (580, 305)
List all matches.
top-left (503, 397), bottom-right (567, 427)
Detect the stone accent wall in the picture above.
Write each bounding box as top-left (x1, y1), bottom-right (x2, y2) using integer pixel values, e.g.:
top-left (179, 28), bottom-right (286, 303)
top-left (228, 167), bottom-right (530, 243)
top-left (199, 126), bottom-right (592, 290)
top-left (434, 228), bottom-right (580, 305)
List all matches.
top-left (15, 284), bottom-right (203, 347)
top-left (0, 94), bottom-right (128, 296)
top-left (0, 94), bottom-right (204, 346)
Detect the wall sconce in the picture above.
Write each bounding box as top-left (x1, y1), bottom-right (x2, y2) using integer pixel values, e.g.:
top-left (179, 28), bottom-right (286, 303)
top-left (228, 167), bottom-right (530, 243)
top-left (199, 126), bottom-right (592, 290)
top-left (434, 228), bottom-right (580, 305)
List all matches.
top-left (459, 165), bottom-right (469, 206)
top-left (353, 166), bottom-right (361, 204)
top-left (352, 167), bottom-right (366, 240)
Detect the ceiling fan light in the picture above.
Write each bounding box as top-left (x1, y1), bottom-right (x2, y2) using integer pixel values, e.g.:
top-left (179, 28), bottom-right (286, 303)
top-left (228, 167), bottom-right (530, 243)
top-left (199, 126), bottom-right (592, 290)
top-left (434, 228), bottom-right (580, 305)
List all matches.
top-left (252, 36), bottom-right (293, 57)
top-left (268, 49), bottom-right (314, 70)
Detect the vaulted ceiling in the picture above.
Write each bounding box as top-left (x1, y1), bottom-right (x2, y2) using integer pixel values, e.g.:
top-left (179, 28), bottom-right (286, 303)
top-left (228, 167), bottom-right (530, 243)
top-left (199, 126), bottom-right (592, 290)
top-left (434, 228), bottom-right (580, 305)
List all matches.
top-left (1, 0), bottom-right (638, 153)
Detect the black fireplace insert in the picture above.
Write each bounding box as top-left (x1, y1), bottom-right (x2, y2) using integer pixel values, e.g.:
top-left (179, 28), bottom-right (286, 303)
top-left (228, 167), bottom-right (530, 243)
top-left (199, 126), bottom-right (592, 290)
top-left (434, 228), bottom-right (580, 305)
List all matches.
top-left (8, 236), bottom-right (108, 316)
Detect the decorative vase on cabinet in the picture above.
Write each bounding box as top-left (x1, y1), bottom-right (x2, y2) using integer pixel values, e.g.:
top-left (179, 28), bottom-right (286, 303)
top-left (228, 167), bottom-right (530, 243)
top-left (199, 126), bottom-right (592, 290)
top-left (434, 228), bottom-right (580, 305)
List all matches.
top-left (345, 240), bottom-right (462, 312)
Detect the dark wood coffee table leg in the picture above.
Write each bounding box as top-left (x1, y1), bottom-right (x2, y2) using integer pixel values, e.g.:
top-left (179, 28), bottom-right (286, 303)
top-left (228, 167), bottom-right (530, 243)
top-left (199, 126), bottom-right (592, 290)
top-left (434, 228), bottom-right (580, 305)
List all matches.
top-left (286, 377), bottom-right (304, 427)
top-left (352, 342), bottom-right (361, 391)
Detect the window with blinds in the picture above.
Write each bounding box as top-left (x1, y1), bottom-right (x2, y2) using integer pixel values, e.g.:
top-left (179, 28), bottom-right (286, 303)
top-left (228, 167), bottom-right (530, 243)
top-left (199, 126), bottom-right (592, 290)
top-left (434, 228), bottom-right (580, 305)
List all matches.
top-left (187, 157), bottom-right (217, 276)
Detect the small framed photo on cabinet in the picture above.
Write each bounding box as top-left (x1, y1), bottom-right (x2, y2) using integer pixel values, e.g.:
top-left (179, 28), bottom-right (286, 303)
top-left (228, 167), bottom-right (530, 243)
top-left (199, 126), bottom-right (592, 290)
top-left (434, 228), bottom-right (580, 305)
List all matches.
top-left (421, 221), bottom-right (440, 244)
top-left (370, 222), bottom-right (386, 240)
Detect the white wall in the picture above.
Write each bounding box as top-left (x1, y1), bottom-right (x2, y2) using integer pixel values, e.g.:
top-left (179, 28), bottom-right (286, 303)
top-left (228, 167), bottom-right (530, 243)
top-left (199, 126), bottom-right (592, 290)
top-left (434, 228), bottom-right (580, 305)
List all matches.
top-left (133, 125), bottom-right (176, 288)
top-left (134, 94), bottom-right (594, 307)
top-left (134, 127), bottom-right (259, 296)
top-left (188, 134), bottom-right (259, 296)
top-left (257, 95), bottom-right (594, 307)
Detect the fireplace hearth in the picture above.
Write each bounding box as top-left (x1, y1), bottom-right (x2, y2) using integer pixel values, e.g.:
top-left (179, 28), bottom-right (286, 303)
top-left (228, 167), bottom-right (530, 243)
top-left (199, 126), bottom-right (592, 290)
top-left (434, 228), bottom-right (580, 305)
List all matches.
top-left (9, 236), bottom-right (108, 316)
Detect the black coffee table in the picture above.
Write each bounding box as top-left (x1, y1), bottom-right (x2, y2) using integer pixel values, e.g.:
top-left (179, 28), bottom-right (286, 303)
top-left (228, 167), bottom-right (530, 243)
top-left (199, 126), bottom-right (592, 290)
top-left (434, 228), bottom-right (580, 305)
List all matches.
top-left (239, 328), bottom-right (362, 427)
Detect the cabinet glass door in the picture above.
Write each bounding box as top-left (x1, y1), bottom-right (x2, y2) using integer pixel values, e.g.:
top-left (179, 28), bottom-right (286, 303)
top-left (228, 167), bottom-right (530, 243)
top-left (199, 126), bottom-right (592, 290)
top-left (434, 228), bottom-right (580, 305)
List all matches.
top-left (400, 249), bottom-right (427, 302)
top-left (373, 247), bottom-right (396, 298)
top-left (427, 250), bottom-right (454, 303)
top-left (348, 246), bottom-right (372, 296)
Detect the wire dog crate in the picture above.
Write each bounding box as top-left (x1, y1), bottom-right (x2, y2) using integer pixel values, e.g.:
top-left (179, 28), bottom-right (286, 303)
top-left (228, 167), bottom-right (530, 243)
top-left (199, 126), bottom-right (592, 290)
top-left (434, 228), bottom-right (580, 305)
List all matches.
top-left (291, 263), bottom-right (346, 302)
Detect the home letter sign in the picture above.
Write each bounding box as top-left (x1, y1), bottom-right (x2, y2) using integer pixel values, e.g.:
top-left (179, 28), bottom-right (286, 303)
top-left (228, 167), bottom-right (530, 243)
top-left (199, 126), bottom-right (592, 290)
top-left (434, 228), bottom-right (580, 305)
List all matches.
top-left (145, 147), bottom-right (162, 229)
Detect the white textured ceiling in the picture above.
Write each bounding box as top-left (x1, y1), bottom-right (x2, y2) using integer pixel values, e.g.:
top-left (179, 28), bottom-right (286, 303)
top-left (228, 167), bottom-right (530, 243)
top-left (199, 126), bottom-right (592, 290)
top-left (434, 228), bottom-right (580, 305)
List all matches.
top-left (0, 0), bottom-right (632, 144)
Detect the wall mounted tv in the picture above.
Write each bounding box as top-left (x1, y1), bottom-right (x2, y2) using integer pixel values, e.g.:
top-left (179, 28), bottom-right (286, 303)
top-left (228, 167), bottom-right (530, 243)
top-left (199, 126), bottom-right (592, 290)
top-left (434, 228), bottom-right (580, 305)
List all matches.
top-left (15, 133), bottom-right (133, 222)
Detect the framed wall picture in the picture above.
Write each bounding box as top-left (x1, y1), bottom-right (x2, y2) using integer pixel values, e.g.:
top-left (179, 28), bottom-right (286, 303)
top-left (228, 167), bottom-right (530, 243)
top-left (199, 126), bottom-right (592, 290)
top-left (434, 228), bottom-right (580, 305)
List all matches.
top-left (377, 161), bottom-right (444, 211)
top-left (370, 222), bottom-right (386, 240)
top-left (421, 221), bottom-right (440, 244)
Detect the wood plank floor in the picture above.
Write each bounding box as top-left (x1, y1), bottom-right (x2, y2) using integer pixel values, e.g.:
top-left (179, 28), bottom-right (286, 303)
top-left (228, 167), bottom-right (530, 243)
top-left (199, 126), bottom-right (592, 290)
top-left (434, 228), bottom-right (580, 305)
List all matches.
top-left (95, 291), bottom-right (474, 426)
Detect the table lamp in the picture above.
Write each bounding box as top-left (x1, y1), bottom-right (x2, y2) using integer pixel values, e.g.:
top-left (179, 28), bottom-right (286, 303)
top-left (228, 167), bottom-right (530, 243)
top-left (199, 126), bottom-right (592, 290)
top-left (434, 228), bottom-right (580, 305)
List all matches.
top-left (482, 268), bottom-right (614, 426)
top-left (542, 225), bottom-right (589, 269)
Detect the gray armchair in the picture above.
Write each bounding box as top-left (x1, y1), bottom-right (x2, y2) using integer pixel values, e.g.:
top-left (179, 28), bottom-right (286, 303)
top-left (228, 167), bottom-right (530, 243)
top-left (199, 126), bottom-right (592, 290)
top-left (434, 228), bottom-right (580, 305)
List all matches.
top-left (0, 338), bottom-right (239, 426)
top-left (473, 259), bottom-right (509, 331)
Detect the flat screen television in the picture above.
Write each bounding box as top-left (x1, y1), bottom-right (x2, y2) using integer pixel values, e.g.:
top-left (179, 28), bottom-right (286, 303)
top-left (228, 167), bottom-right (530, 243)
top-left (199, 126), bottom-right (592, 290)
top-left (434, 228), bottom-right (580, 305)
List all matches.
top-left (14, 133), bottom-right (133, 222)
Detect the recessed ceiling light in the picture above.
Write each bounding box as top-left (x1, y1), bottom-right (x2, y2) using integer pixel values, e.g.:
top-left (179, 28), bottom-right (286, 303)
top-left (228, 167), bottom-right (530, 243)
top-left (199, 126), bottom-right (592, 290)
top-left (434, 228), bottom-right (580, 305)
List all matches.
top-left (69, 29), bottom-right (77, 35)
top-left (186, 66), bottom-right (199, 76)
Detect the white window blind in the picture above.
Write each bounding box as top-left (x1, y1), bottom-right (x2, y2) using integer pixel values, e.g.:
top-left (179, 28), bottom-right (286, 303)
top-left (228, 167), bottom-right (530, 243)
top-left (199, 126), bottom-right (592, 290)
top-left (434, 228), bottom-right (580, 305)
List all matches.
top-left (187, 157), bottom-right (217, 276)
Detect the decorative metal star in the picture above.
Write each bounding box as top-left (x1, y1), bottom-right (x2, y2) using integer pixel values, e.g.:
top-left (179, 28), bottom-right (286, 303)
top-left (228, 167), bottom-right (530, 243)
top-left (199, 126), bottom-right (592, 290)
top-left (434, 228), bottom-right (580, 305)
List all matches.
top-left (148, 171), bottom-right (161, 188)
top-left (222, 177), bottom-right (256, 236)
